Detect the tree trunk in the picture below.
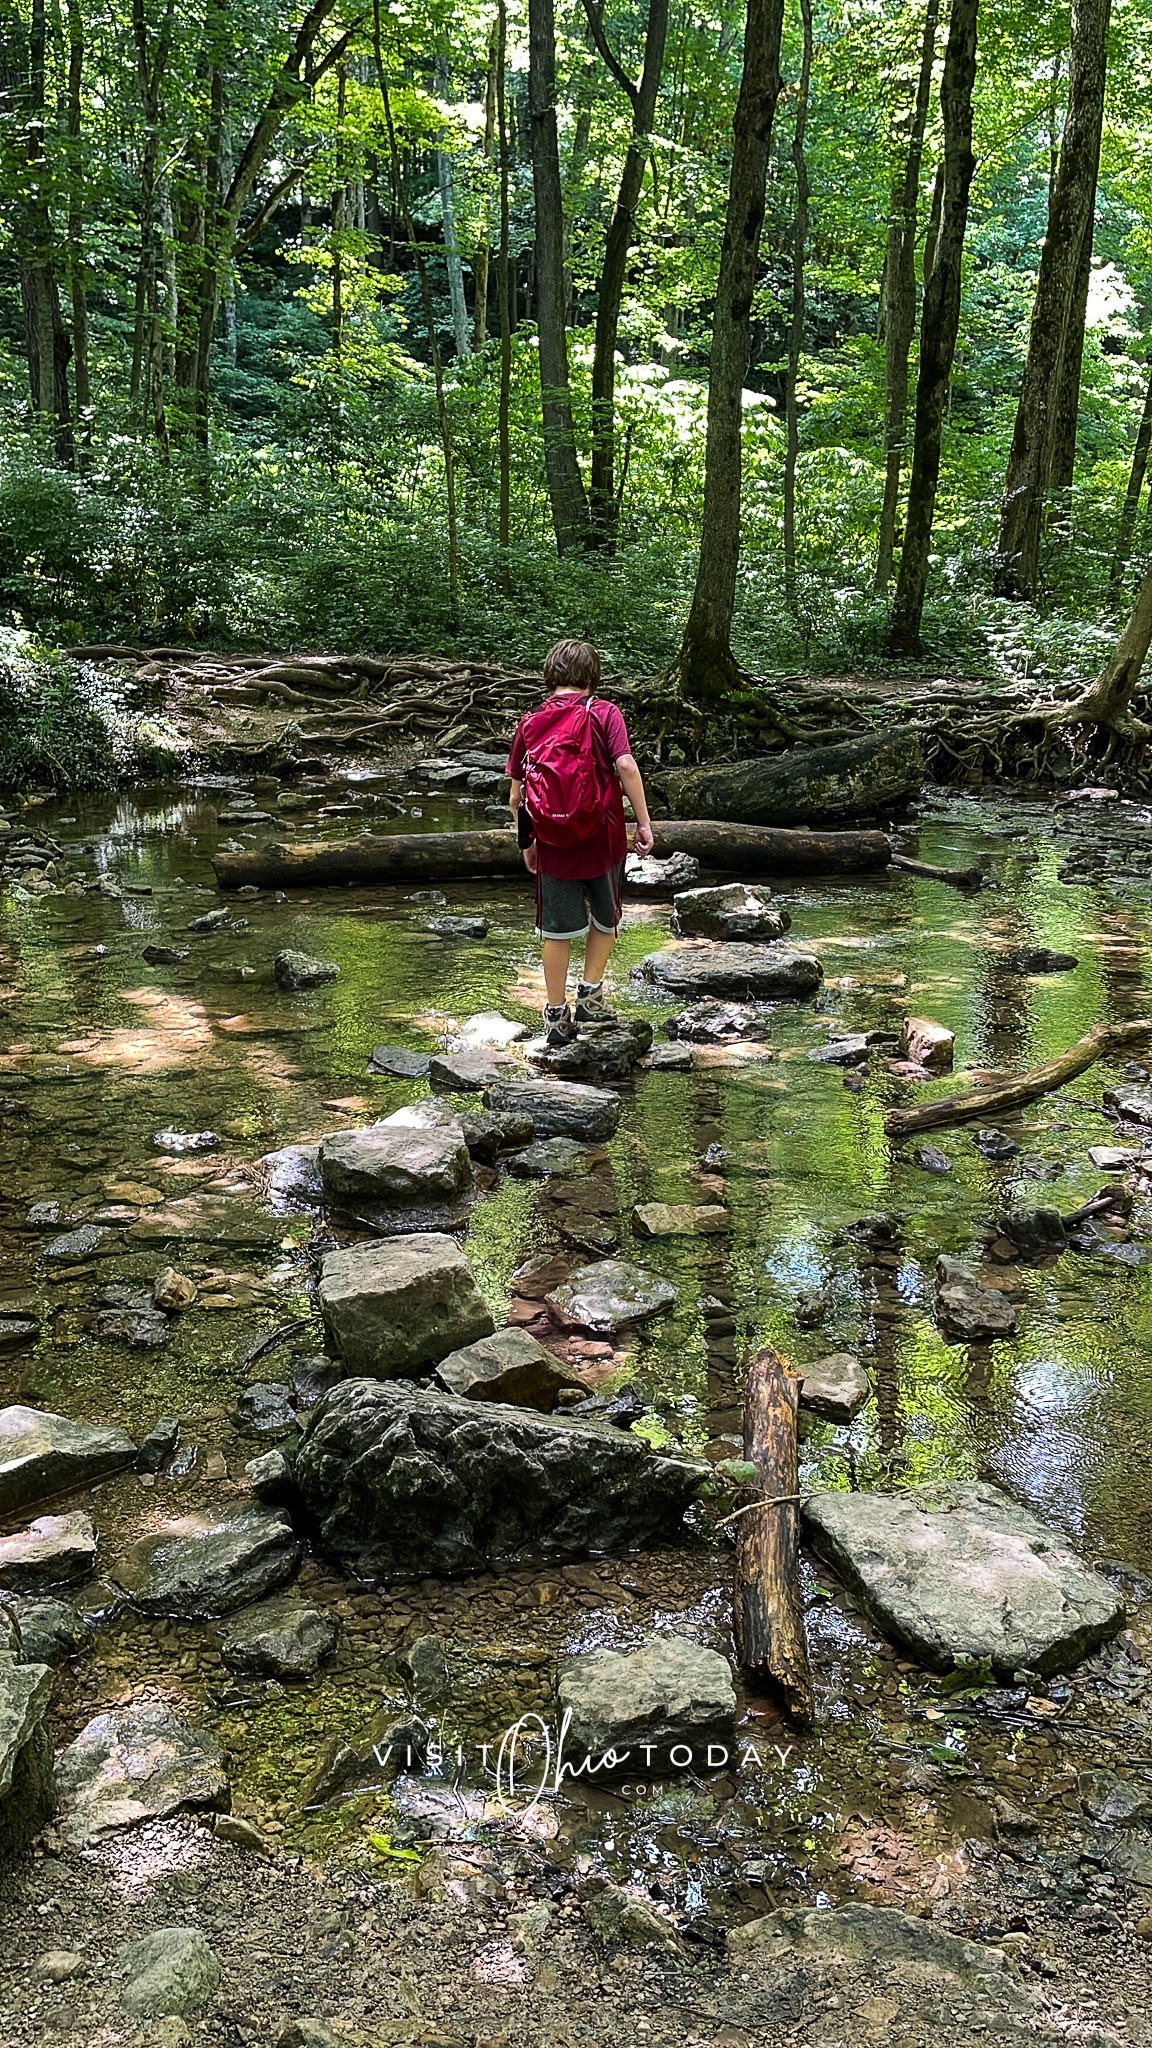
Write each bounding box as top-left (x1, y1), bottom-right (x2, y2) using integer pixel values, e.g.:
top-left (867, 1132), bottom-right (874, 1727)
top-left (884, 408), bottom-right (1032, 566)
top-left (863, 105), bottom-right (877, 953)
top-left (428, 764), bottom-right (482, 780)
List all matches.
top-left (1108, 361), bottom-right (1152, 607)
top-left (435, 56), bottom-right (470, 359)
top-left (1065, 555), bottom-right (1152, 729)
top-left (496, 0), bottom-right (512, 585)
top-left (1046, 206), bottom-right (1094, 505)
top-left (995, 0), bottom-right (1111, 598)
top-left (0, 0), bottom-right (74, 462)
top-left (132, 0), bottom-right (175, 456)
top-left (886, 0), bottom-right (978, 658)
top-left (675, 0), bottom-right (786, 701)
top-left (874, 0), bottom-right (939, 593)
top-left (583, 0), bottom-right (670, 547)
top-left (528, 0), bottom-right (591, 551)
top-left (472, 17), bottom-right (498, 349)
top-left (63, 0), bottom-right (90, 445)
top-left (733, 1348), bottom-right (813, 1725)
top-left (782, 0), bottom-right (812, 609)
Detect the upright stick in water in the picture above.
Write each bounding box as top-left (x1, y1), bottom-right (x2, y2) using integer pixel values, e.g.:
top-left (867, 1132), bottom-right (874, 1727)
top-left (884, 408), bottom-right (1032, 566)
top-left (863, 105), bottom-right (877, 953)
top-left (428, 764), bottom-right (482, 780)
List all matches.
top-left (734, 1346), bottom-right (813, 1727)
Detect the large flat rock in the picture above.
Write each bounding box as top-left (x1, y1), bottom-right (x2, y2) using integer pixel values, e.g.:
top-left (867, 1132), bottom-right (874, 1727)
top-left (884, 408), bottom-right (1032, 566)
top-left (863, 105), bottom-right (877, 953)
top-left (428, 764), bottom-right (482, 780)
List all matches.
top-left (0, 1513), bottom-right (96, 1591)
top-left (558, 1636), bottom-right (736, 1772)
top-left (671, 884), bottom-right (789, 942)
top-left (318, 1124), bottom-right (472, 1203)
top-left (294, 1380), bottom-right (707, 1576)
top-left (0, 1406), bottom-right (136, 1517)
top-left (639, 943), bottom-right (822, 1000)
top-left (484, 1077), bottom-right (621, 1141)
top-left (111, 1507), bottom-right (301, 1620)
top-left (802, 1481), bottom-right (1124, 1676)
top-left (319, 1234), bottom-right (494, 1375)
top-left (125, 1199), bottom-right (282, 1248)
top-left (54, 1704), bottom-right (228, 1846)
top-left (728, 1902), bottom-right (1028, 2027)
top-left (547, 1259), bottom-right (677, 1332)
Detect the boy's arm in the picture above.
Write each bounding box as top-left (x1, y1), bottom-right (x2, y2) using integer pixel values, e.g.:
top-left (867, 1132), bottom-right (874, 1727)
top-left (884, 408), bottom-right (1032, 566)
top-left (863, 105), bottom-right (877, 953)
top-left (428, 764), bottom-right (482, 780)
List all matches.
top-left (614, 753), bottom-right (654, 854)
top-left (508, 777), bottom-right (538, 872)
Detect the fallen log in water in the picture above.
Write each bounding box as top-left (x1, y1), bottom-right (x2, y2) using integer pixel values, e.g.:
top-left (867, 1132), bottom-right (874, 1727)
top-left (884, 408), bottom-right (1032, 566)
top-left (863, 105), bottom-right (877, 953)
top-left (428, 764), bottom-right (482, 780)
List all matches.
top-left (733, 1347), bottom-right (813, 1727)
top-left (650, 820), bottom-right (891, 874)
top-left (212, 821), bottom-right (893, 890)
top-left (661, 728), bottom-right (925, 828)
top-left (890, 853), bottom-right (986, 888)
top-left (885, 1019), bottom-right (1152, 1138)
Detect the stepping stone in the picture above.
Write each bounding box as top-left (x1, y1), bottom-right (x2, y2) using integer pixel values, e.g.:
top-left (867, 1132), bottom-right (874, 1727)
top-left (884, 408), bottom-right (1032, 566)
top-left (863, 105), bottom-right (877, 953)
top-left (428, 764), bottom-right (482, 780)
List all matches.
top-left (671, 884), bottom-right (788, 942)
top-left (0, 1406), bottom-right (136, 1516)
top-left (55, 1703), bottom-right (228, 1846)
top-left (0, 1513), bottom-right (96, 1591)
top-left (450, 1011), bottom-right (530, 1050)
top-left (366, 1046), bottom-right (431, 1078)
top-left (802, 1480), bottom-right (1124, 1675)
top-left (547, 1259), bottom-right (677, 1332)
top-left (972, 1128), bottom-right (1019, 1160)
top-left (665, 1000), bottom-right (773, 1042)
top-left (319, 1234), bottom-right (494, 1375)
top-left (428, 1051), bottom-right (511, 1093)
top-left (318, 1124), bottom-right (472, 1203)
top-left (796, 1353), bottom-right (870, 1423)
top-left (261, 1143), bottom-right (323, 1200)
top-left (112, 1507), bottom-right (301, 1619)
top-left (1104, 1084), bottom-right (1152, 1128)
top-left (898, 1016), bottom-right (955, 1072)
top-left (623, 851), bottom-right (700, 896)
top-left (639, 942), bottom-right (822, 1000)
top-left (913, 1144), bottom-right (952, 1174)
top-left (294, 1381), bottom-right (706, 1576)
top-left (1088, 1145), bottom-right (1141, 1170)
top-left (807, 1034), bottom-right (877, 1066)
top-left (631, 1202), bottom-right (729, 1238)
top-left (219, 1596), bottom-right (338, 1677)
top-left (935, 1255), bottom-right (1018, 1340)
top-left (485, 1077), bottom-right (621, 1142)
top-left (558, 1635), bottom-right (736, 1772)
top-left (640, 1043), bottom-right (694, 1072)
top-left (424, 916), bottom-right (490, 939)
top-left (531, 1021), bottom-right (652, 1082)
top-left (274, 950), bottom-right (340, 991)
top-left (434, 1328), bottom-right (585, 1412)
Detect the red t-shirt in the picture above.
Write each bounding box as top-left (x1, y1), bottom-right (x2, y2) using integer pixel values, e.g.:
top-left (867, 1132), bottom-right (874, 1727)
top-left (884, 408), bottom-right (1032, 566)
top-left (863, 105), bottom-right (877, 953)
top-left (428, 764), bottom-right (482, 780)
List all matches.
top-left (507, 694), bottom-right (631, 881)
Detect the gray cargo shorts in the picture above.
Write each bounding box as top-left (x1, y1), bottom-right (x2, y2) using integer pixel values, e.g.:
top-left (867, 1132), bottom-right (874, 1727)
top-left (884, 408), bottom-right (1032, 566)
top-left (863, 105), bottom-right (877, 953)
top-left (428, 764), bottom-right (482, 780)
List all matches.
top-left (536, 864), bottom-right (624, 940)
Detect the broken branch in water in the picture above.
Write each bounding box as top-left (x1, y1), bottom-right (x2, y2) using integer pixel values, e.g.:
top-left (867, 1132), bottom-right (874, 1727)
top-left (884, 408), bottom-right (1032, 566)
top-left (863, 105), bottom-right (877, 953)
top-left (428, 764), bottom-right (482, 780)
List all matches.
top-left (733, 1348), bottom-right (813, 1728)
top-left (890, 853), bottom-right (987, 888)
top-left (885, 1019), bottom-right (1152, 1138)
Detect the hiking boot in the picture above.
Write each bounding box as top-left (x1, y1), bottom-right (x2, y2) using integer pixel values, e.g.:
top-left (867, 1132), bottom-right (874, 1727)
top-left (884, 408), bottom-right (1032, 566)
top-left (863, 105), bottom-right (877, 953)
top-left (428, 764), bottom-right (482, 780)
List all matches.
top-left (543, 1002), bottom-right (578, 1046)
top-left (574, 982), bottom-right (617, 1026)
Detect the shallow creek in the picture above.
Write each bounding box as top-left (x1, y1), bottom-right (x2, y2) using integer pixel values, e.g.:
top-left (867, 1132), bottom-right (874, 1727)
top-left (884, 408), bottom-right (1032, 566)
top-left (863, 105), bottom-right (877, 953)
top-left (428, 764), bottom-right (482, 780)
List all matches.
top-left (4, 771), bottom-right (1152, 1934)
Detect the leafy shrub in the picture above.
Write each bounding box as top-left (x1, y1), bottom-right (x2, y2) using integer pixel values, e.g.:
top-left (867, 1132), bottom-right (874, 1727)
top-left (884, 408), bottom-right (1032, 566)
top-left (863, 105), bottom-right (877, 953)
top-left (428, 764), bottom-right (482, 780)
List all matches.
top-left (0, 628), bottom-right (188, 791)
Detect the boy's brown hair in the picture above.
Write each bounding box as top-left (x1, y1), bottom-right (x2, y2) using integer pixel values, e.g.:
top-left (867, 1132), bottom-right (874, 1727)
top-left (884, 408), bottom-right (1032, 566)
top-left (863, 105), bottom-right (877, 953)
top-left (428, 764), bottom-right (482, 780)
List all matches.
top-left (543, 639), bottom-right (600, 694)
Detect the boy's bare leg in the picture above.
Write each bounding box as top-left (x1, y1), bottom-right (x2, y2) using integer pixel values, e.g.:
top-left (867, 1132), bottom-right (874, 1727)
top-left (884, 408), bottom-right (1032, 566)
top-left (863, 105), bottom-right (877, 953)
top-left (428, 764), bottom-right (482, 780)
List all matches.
top-left (582, 925), bottom-right (616, 986)
top-left (542, 938), bottom-right (572, 1007)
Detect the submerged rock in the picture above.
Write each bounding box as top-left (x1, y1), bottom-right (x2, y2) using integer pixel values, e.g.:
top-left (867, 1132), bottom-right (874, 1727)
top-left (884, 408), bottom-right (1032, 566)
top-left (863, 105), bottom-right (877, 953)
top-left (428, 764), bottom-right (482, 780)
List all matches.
top-left (274, 950), bottom-right (340, 991)
top-left (294, 1380), bottom-right (706, 1576)
top-left (141, 945), bottom-right (189, 966)
top-left (997, 1204), bottom-right (1066, 1256)
top-left (319, 1234), bottom-right (494, 1376)
top-left (547, 1259), bottom-right (677, 1332)
top-left (0, 1513), bottom-right (96, 1592)
top-left (485, 1077), bottom-right (621, 1142)
top-left (424, 915), bottom-right (490, 939)
top-left (639, 942), bottom-right (822, 1000)
top-left (802, 1480), bottom-right (1124, 1676)
top-left (558, 1635), bottom-right (737, 1771)
top-left (913, 1144), bottom-right (953, 1174)
top-left (219, 1596), bottom-right (338, 1677)
top-left (972, 1128), bottom-right (1020, 1160)
top-left (640, 1043), bottom-right (694, 1071)
top-left (434, 1328), bottom-right (585, 1412)
top-left (112, 1507), bottom-right (301, 1619)
top-left (55, 1703), bottom-right (228, 1846)
top-left (366, 1046), bottom-right (431, 1079)
top-left (807, 1033), bottom-right (878, 1066)
top-left (623, 851), bottom-right (700, 896)
top-left (671, 884), bottom-right (789, 942)
top-left (0, 1406), bottom-right (136, 1517)
top-left (631, 1202), bottom-right (729, 1238)
top-left (581, 1880), bottom-right (680, 1949)
top-left (318, 1123), bottom-right (472, 1204)
top-left (505, 1136), bottom-right (591, 1179)
top-left (664, 1000), bottom-right (773, 1042)
top-left (999, 946), bottom-right (1079, 973)
top-left (117, 1927), bottom-right (221, 2019)
top-left (796, 1353), bottom-right (871, 1423)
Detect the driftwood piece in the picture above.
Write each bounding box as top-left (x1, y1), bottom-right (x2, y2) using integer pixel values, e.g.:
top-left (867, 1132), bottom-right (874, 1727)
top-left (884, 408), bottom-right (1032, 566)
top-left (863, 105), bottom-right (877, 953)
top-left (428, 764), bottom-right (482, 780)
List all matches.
top-left (733, 1347), bottom-right (813, 1727)
top-left (651, 820), bottom-right (891, 874)
top-left (212, 821), bottom-right (892, 891)
top-left (884, 1019), bottom-right (1152, 1137)
top-left (890, 853), bottom-right (986, 888)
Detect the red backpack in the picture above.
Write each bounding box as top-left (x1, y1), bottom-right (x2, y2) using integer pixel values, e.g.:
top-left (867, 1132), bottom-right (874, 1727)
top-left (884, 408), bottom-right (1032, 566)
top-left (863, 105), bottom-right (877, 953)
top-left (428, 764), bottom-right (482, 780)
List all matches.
top-left (520, 695), bottom-right (612, 848)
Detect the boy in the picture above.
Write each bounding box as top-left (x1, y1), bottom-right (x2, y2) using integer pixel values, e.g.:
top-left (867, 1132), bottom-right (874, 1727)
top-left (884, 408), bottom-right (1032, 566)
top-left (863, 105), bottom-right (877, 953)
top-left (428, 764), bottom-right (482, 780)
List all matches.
top-left (507, 639), bottom-right (655, 1046)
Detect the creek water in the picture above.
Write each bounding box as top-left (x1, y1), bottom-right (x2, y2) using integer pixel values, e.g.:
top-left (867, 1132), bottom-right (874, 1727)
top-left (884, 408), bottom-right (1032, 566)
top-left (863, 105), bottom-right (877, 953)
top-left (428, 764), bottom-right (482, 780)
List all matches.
top-left (3, 772), bottom-right (1152, 1913)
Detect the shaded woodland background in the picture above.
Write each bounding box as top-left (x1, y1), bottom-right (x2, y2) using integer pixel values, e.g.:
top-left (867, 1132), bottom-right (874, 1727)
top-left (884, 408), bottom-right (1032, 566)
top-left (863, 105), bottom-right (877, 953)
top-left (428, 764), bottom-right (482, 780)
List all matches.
top-left (0, 0), bottom-right (1149, 693)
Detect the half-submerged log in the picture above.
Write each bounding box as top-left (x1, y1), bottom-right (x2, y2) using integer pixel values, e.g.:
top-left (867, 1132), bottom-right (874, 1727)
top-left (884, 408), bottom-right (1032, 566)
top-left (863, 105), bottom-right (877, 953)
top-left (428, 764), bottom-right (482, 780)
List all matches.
top-left (212, 822), bottom-right (892, 891)
top-left (890, 853), bottom-right (986, 888)
top-left (733, 1347), bottom-right (813, 1727)
top-left (885, 1019), bottom-right (1152, 1138)
top-left (662, 728), bottom-right (925, 828)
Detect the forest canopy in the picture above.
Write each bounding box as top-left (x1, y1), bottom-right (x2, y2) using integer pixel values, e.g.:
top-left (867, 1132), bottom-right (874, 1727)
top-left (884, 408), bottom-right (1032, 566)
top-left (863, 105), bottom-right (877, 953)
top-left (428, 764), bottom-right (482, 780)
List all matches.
top-left (0, 0), bottom-right (1150, 690)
